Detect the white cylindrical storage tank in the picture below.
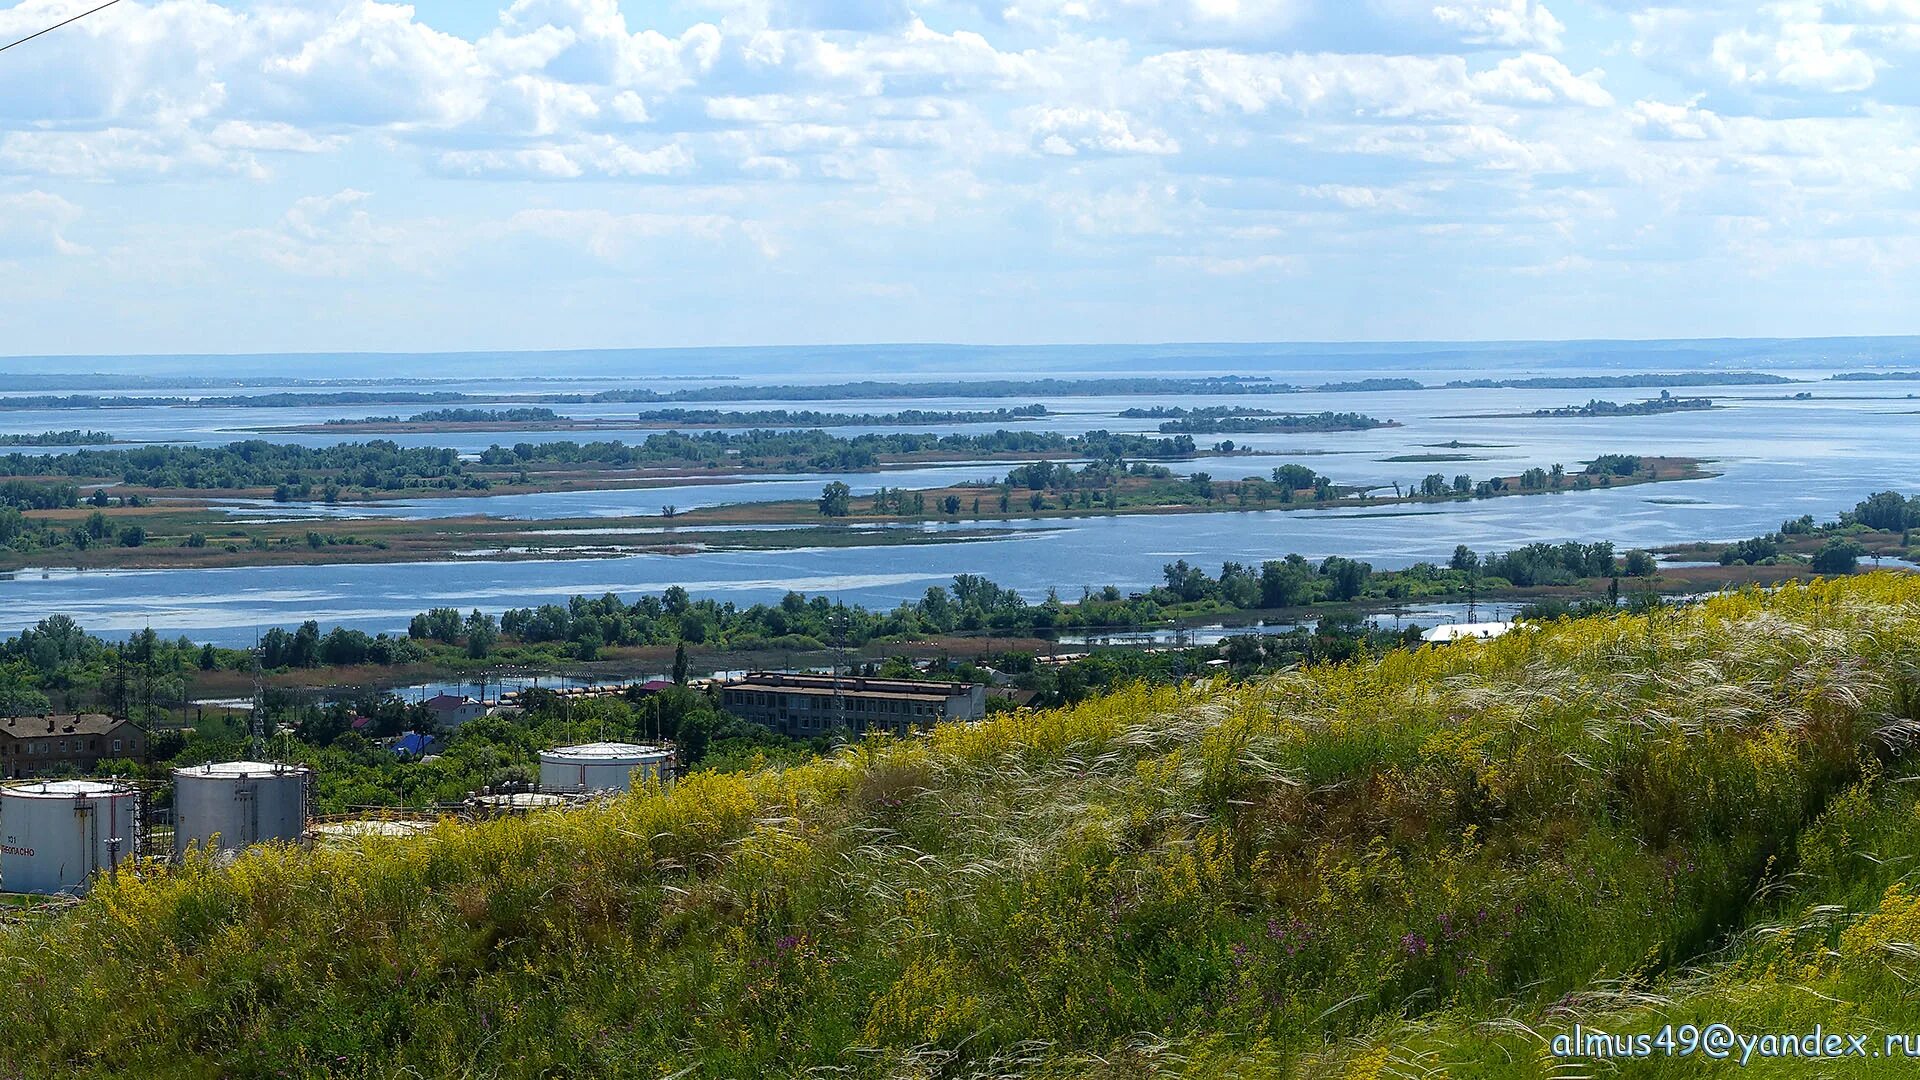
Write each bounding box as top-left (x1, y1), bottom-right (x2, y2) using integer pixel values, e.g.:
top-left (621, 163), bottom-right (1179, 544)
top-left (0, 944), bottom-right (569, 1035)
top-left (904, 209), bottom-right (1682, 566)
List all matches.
top-left (539, 743), bottom-right (673, 794)
top-left (468, 791), bottom-right (575, 817)
top-left (172, 761), bottom-right (310, 858)
top-left (308, 818), bottom-right (433, 843)
top-left (0, 780), bottom-right (140, 896)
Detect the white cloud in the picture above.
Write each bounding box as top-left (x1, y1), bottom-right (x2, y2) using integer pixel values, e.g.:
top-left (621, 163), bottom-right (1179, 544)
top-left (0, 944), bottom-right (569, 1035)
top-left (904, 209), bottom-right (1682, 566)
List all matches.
top-left (1157, 252), bottom-right (1296, 274)
top-left (1711, 17), bottom-right (1878, 93)
top-left (436, 136), bottom-right (695, 179)
top-left (208, 121), bottom-right (347, 153)
top-left (1629, 98), bottom-right (1726, 141)
top-left (1470, 54), bottom-right (1613, 107)
top-left (1430, 0), bottom-right (1565, 51)
top-left (0, 127), bottom-right (269, 180)
top-left (0, 0), bottom-right (1918, 348)
top-left (0, 191), bottom-right (87, 257)
top-left (1027, 107), bottom-right (1180, 156)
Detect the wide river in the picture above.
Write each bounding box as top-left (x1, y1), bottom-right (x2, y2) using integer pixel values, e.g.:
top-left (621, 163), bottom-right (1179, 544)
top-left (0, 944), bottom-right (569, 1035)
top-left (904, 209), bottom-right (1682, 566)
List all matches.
top-left (3, 368), bottom-right (1918, 643)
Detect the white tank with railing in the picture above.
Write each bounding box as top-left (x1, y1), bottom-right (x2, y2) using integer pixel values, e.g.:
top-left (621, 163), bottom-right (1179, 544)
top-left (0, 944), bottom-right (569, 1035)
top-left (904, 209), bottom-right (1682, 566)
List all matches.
top-left (538, 743), bottom-right (673, 794)
top-left (0, 779), bottom-right (140, 895)
top-left (171, 761), bottom-right (311, 858)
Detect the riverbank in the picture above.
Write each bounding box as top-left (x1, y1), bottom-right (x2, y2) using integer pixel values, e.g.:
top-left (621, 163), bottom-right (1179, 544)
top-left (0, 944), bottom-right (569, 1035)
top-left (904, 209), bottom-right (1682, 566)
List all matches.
top-left (150, 544), bottom-right (1916, 708)
top-left (0, 456), bottom-right (1712, 572)
top-left (9, 445), bottom-right (1267, 508)
top-left (665, 455), bottom-right (1712, 528)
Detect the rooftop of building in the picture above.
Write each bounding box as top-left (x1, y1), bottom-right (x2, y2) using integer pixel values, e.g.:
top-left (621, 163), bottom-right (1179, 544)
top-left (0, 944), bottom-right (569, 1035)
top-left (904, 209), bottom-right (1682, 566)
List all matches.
top-left (726, 672), bottom-right (979, 698)
top-left (723, 682), bottom-right (959, 704)
top-left (0, 713), bottom-right (140, 738)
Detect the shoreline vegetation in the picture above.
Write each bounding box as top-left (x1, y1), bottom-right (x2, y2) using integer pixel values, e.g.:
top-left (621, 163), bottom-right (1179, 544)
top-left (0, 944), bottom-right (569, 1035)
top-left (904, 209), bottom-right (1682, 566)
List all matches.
top-left (0, 429), bottom-right (1246, 505)
top-left (0, 454), bottom-right (1710, 572)
top-left (1443, 390), bottom-right (1720, 417)
top-left (1113, 407), bottom-right (1395, 434)
top-left (0, 429), bottom-right (118, 446)
top-left (0, 371), bottom-right (1814, 411)
top-left (1447, 393), bottom-right (1718, 419)
top-left (267, 405), bottom-right (1056, 434)
top-left (3, 490), bottom-right (1912, 713)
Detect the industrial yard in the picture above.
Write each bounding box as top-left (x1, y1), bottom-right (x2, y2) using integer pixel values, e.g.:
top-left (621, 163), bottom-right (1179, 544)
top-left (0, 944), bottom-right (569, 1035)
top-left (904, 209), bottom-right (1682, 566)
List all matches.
top-left (0, 740), bottom-right (680, 899)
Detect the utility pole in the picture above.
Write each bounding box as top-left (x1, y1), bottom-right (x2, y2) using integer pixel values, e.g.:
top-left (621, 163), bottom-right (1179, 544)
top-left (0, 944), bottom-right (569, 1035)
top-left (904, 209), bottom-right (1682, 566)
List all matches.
top-left (249, 631), bottom-right (266, 759)
top-left (830, 603), bottom-right (849, 735)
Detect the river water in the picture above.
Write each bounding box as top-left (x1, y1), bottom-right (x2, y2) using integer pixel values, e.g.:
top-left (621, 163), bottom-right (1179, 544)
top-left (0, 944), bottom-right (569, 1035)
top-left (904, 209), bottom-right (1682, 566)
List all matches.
top-left (3, 365), bottom-right (1918, 643)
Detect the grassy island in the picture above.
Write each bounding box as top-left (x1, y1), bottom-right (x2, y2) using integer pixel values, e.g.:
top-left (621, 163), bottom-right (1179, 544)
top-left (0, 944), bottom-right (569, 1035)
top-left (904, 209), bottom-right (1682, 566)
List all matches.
top-left (1145, 409), bottom-right (1395, 435)
top-left (268, 406), bottom-right (1053, 434)
top-left (1447, 394), bottom-right (1718, 419)
top-left (0, 453), bottom-right (1711, 572)
top-left (0, 429), bottom-right (118, 446)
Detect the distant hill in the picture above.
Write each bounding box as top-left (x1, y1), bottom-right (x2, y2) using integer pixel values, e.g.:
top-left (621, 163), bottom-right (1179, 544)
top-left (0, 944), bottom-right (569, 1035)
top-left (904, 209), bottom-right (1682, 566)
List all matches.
top-left (5, 575), bottom-right (1920, 1077)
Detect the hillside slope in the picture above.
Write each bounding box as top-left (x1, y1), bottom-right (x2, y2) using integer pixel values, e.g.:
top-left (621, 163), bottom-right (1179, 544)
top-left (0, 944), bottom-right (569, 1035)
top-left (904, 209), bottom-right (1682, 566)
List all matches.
top-left (6, 576), bottom-right (1920, 1077)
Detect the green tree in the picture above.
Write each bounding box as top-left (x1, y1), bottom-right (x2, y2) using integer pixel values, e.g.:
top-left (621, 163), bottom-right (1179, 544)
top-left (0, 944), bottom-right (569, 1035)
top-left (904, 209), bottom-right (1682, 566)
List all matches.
top-left (464, 610), bottom-right (498, 659)
top-left (1849, 491), bottom-right (1918, 531)
top-left (817, 481), bottom-right (852, 517)
top-left (1271, 464), bottom-right (1319, 490)
top-left (1258, 557), bottom-right (1313, 608)
top-left (1320, 556), bottom-right (1372, 601)
top-left (1812, 539), bottom-right (1865, 575)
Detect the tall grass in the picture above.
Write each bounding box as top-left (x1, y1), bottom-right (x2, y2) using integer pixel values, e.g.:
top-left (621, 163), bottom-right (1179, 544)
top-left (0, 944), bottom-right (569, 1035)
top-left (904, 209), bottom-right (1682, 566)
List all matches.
top-left (5, 575), bottom-right (1920, 1077)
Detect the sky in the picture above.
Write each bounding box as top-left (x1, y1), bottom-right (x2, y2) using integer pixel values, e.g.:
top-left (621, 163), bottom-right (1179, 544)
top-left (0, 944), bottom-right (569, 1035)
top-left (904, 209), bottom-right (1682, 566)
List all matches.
top-left (1, 0), bottom-right (1919, 355)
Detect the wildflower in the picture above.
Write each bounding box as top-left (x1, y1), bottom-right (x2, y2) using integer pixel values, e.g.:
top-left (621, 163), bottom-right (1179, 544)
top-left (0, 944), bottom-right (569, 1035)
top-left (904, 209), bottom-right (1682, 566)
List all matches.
top-left (1401, 932), bottom-right (1428, 957)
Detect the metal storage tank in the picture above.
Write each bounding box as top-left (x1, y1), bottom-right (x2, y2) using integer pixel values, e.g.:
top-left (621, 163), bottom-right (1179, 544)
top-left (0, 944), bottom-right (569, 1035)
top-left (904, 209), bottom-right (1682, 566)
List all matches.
top-left (308, 817), bottom-right (433, 844)
top-left (538, 742), bottom-right (673, 794)
top-left (0, 779), bottom-right (140, 896)
top-left (467, 791), bottom-right (576, 817)
top-left (172, 761), bottom-right (310, 858)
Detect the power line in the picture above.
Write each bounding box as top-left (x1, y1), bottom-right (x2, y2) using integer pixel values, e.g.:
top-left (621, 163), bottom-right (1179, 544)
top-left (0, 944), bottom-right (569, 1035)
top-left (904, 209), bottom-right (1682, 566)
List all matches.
top-left (0, 0), bottom-right (122, 56)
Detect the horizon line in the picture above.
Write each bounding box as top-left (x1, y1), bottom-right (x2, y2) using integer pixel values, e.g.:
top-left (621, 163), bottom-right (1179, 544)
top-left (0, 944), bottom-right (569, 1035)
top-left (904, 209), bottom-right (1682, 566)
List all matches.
top-left (6, 332), bottom-right (1920, 364)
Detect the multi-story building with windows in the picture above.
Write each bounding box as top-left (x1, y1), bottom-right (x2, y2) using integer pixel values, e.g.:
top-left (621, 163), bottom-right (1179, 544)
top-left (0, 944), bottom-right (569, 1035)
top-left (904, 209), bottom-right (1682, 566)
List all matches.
top-left (718, 672), bottom-right (985, 737)
top-left (0, 714), bottom-right (147, 779)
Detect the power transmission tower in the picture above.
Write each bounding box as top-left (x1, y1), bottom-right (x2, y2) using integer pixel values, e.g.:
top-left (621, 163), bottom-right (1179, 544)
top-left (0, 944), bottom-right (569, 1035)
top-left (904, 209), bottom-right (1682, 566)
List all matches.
top-left (830, 603), bottom-right (849, 734)
top-left (249, 632), bottom-right (267, 758)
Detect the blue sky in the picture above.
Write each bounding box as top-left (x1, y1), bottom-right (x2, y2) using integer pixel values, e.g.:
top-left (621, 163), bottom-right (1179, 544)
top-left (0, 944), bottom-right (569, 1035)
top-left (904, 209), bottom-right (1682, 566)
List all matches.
top-left (1, 0), bottom-right (1918, 354)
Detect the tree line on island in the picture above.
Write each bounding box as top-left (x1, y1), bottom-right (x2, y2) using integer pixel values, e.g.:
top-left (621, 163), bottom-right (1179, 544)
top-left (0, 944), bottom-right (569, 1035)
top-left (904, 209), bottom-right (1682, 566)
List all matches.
top-left (0, 429), bottom-right (116, 446)
top-left (0, 428), bottom-right (1225, 510)
top-left (1526, 393), bottom-right (1714, 418)
top-left (317, 405), bottom-right (1053, 428)
top-left (0, 371), bottom-right (1808, 412)
top-left (812, 454), bottom-right (1661, 522)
